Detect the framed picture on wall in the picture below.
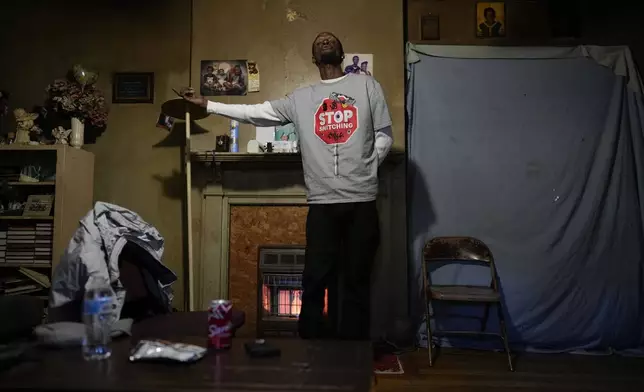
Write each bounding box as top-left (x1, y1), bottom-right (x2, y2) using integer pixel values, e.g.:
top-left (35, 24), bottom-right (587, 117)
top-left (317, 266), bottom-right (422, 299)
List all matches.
top-left (420, 14), bottom-right (440, 41)
top-left (200, 60), bottom-right (248, 96)
top-left (112, 72), bottom-right (154, 103)
top-left (476, 2), bottom-right (506, 38)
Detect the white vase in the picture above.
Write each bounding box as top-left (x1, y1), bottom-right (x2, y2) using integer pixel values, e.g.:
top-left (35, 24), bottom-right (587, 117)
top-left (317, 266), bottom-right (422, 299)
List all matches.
top-left (70, 117), bottom-right (84, 149)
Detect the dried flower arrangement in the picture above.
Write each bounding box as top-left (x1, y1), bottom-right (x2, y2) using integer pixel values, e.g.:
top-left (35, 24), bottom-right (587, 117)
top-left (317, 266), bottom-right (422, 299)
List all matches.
top-left (45, 67), bottom-right (108, 128)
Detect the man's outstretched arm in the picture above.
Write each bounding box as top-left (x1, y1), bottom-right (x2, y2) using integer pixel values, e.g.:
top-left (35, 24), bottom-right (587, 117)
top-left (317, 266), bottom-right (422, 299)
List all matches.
top-left (180, 87), bottom-right (289, 127)
top-left (206, 101), bottom-right (284, 127)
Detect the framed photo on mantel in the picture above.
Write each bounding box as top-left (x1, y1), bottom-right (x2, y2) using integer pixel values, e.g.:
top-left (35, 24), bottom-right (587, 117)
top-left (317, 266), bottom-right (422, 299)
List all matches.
top-left (112, 72), bottom-right (155, 104)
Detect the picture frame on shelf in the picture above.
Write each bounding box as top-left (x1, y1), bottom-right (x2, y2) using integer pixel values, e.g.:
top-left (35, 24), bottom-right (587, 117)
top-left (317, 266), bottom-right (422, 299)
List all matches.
top-left (22, 195), bottom-right (54, 217)
top-left (112, 72), bottom-right (154, 104)
top-left (420, 14), bottom-right (440, 41)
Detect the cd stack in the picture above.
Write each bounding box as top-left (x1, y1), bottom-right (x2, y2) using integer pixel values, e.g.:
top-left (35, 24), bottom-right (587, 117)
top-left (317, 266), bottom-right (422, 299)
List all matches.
top-left (5, 222), bottom-right (53, 265)
top-left (0, 224), bottom-right (6, 263)
top-left (35, 223), bottom-right (53, 264)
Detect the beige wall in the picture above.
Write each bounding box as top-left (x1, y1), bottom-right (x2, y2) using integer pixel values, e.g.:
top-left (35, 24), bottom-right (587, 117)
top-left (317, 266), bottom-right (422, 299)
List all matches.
top-left (408, 0), bottom-right (551, 45)
top-left (190, 0), bottom-right (405, 150)
top-left (0, 0), bottom-right (405, 309)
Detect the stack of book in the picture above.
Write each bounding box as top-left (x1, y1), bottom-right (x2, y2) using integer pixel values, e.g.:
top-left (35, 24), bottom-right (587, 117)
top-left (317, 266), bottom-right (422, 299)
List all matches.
top-left (0, 166), bottom-right (20, 183)
top-left (0, 276), bottom-right (40, 295)
top-left (0, 267), bottom-right (51, 296)
top-left (5, 222), bottom-right (53, 264)
top-left (0, 225), bottom-right (6, 263)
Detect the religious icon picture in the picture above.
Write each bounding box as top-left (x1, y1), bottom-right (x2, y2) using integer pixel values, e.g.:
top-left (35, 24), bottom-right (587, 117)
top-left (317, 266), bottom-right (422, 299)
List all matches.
top-left (342, 54), bottom-right (374, 76)
top-left (476, 2), bottom-right (506, 38)
top-left (200, 60), bottom-right (248, 96)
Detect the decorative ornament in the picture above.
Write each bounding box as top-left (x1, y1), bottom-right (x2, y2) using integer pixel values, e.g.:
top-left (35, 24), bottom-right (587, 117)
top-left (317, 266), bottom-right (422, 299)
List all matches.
top-left (13, 108), bottom-right (39, 145)
top-left (52, 126), bottom-right (72, 145)
top-left (72, 64), bottom-right (99, 91)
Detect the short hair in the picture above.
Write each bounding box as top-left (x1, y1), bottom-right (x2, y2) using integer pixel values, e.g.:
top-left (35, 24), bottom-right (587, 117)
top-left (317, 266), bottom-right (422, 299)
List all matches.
top-left (311, 32), bottom-right (344, 56)
top-left (484, 7), bottom-right (496, 17)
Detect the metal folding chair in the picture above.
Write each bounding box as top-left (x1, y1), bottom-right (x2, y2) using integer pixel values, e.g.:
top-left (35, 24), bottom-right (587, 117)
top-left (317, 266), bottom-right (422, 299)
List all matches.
top-left (422, 236), bottom-right (514, 371)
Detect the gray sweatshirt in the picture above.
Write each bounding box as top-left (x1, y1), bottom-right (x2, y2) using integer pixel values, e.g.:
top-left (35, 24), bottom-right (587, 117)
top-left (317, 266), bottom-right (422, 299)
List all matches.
top-left (206, 74), bottom-right (393, 204)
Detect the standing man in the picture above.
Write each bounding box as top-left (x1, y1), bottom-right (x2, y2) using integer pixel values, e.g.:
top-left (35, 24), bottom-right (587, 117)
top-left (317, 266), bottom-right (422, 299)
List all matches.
top-left (181, 32), bottom-right (393, 341)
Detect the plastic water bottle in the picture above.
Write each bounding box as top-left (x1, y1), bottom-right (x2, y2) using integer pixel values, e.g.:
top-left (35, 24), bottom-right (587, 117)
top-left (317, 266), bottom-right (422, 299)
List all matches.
top-left (82, 276), bottom-right (116, 360)
top-left (230, 120), bottom-right (239, 152)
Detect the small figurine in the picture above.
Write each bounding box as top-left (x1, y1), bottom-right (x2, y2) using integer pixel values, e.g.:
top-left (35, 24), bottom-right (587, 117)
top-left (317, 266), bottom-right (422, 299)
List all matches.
top-left (52, 126), bottom-right (71, 144)
top-left (13, 108), bottom-right (39, 145)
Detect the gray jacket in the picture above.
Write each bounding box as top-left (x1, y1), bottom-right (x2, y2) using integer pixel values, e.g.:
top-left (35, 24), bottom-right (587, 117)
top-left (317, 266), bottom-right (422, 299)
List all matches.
top-left (48, 202), bottom-right (177, 322)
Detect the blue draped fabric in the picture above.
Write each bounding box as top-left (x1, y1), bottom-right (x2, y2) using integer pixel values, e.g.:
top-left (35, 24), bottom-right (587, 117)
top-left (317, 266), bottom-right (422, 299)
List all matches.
top-left (408, 50), bottom-right (644, 354)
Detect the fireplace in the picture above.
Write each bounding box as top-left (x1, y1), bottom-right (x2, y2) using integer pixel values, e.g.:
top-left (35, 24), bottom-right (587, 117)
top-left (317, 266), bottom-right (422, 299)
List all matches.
top-left (257, 246), bottom-right (328, 337)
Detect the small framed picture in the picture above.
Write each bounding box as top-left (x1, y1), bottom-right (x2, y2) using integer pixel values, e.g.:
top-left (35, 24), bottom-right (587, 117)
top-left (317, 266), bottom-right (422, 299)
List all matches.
top-left (476, 2), bottom-right (506, 38)
top-left (23, 194), bottom-right (54, 217)
top-left (112, 72), bottom-right (155, 103)
top-left (420, 14), bottom-right (440, 41)
top-left (200, 60), bottom-right (248, 96)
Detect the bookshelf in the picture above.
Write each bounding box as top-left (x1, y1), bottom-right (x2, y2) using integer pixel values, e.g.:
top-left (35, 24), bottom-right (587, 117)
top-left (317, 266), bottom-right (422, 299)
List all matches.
top-left (0, 145), bottom-right (94, 301)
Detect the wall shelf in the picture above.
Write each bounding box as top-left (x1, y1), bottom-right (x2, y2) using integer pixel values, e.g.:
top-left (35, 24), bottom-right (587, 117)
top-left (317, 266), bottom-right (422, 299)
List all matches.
top-left (0, 145), bottom-right (94, 305)
top-left (0, 264), bottom-right (52, 268)
top-left (0, 216), bottom-right (54, 220)
top-left (7, 181), bottom-right (56, 186)
top-left (190, 150), bottom-right (405, 183)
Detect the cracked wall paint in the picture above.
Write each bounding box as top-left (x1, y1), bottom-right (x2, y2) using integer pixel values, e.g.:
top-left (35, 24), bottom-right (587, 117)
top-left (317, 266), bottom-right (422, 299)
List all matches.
top-left (285, 8), bottom-right (306, 22)
top-left (283, 45), bottom-right (312, 89)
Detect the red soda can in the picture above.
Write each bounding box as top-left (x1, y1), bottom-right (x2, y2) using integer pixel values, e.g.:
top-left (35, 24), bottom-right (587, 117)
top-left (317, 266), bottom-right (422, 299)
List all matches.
top-left (208, 299), bottom-right (233, 349)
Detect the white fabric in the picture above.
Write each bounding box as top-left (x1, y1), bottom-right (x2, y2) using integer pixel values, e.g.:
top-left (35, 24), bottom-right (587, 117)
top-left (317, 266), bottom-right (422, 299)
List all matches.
top-left (406, 43), bottom-right (643, 94)
top-left (206, 101), bottom-right (283, 127)
top-left (320, 75), bottom-right (349, 84)
top-left (374, 126), bottom-right (393, 165)
top-left (408, 46), bottom-right (644, 354)
top-left (49, 202), bottom-right (176, 322)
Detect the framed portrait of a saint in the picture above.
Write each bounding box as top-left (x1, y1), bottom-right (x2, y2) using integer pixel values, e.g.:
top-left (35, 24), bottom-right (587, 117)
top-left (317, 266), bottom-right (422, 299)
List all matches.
top-left (476, 2), bottom-right (506, 38)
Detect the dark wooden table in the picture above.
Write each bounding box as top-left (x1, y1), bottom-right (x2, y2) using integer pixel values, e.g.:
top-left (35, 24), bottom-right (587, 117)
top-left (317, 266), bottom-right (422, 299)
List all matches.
top-left (0, 312), bottom-right (373, 392)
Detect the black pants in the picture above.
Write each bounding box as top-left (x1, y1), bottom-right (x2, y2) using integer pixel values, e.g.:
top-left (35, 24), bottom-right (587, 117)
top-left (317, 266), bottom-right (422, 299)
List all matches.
top-left (298, 201), bottom-right (380, 340)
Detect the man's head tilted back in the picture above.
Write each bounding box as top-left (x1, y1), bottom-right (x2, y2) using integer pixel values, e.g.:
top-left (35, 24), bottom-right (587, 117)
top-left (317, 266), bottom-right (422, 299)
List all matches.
top-left (311, 32), bottom-right (344, 66)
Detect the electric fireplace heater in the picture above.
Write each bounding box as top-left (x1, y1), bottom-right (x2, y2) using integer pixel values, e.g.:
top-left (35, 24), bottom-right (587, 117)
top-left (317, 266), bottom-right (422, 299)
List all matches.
top-left (257, 246), bottom-right (327, 337)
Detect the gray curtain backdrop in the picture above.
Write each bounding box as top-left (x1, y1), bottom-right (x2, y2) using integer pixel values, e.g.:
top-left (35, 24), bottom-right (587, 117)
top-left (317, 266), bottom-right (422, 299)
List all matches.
top-left (407, 46), bottom-right (644, 354)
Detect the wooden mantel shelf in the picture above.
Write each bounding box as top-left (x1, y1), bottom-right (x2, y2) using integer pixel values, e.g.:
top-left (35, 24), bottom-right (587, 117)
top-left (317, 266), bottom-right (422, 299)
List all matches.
top-left (191, 150), bottom-right (405, 165)
top-left (191, 150), bottom-right (404, 182)
top-left (191, 151), bottom-right (302, 164)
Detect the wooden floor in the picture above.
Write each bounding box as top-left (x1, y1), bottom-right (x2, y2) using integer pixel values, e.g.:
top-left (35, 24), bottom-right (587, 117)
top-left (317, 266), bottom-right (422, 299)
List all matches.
top-left (376, 348), bottom-right (644, 392)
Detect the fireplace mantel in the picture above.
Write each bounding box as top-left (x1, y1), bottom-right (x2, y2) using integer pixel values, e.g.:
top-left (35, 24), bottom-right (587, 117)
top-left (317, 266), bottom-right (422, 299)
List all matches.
top-left (191, 150), bottom-right (405, 164)
top-left (190, 149), bottom-right (407, 337)
top-left (191, 150), bottom-right (404, 183)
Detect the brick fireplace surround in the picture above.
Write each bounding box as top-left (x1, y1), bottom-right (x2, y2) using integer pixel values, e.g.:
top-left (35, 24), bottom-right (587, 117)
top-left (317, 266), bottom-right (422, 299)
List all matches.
top-left (229, 206), bottom-right (307, 335)
top-left (192, 152), bottom-right (406, 338)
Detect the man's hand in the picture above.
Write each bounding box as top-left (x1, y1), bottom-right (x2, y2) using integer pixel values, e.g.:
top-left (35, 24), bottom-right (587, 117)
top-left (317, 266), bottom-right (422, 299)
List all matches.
top-left (179, 87), bottom-right (208, 108)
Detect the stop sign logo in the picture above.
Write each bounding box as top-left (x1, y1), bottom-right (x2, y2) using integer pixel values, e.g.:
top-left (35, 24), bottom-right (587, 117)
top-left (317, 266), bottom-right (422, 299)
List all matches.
top-left (313, 95), bottom-right (359, 145)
